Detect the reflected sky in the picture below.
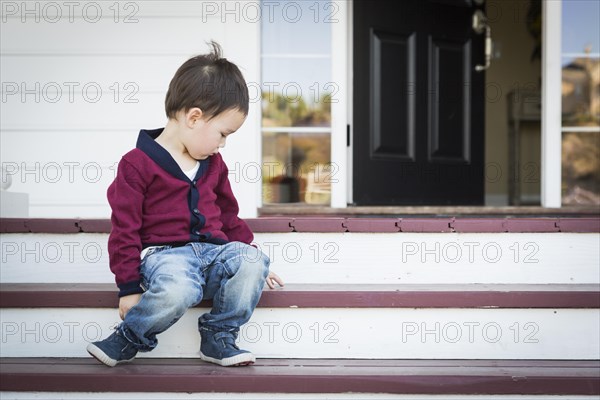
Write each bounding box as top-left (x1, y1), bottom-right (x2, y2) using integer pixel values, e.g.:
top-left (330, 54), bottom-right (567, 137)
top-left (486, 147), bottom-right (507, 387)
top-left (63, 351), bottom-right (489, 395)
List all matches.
top-left (261, 0), bottom-right (332, 55)
top-left (261, 0), bottom-right (333, 106)
top-left (562, 0), bottom-right (600, 65)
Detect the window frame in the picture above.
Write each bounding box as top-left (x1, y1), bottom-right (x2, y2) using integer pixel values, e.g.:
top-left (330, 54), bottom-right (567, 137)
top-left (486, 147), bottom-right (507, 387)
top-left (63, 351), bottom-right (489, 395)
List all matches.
top-left (541, 0), bottom-right (562, 208)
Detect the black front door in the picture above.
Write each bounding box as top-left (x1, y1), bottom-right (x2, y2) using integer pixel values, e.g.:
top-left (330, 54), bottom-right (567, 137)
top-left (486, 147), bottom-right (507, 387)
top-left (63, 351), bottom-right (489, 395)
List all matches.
top-left (353, 0), bottom-right (486, 205)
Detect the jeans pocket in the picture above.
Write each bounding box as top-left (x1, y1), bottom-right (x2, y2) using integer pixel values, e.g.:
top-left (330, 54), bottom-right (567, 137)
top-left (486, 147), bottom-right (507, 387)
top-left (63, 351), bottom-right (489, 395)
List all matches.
top-left (143, 245), bottom-right (171, 260)
top-left (140, 245), bottom-right (172, 289)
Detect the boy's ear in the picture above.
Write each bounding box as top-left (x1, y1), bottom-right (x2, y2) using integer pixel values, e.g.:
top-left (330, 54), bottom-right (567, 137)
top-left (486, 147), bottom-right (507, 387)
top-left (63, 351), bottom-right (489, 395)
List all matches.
top-left (186, 108), bottom-right (204, 127)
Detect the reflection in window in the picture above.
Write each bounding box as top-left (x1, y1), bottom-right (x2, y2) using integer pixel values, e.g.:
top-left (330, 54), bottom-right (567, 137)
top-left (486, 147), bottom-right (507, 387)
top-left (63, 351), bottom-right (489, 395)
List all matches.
top-left (561, 0), bottom-right (600, 206)
top-left (261, 0), bottom-right (333, 205)
top-left (561, 54), bottom-right (599, 127)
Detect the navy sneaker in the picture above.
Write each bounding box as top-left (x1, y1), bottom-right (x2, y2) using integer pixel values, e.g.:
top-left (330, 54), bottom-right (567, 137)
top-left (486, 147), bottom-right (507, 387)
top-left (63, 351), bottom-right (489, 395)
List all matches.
top-left (87, 330), bottom-right (138, 367)
top-left (199, 329), bottom-right (255, 367)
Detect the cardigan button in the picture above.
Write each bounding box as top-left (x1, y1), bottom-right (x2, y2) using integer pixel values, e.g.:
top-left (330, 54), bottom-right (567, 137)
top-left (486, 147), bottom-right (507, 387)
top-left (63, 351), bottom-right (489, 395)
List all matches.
top-left (193, 230), bottom-right (200, 235)
top-left (193, 208), bottom-right (200, 214)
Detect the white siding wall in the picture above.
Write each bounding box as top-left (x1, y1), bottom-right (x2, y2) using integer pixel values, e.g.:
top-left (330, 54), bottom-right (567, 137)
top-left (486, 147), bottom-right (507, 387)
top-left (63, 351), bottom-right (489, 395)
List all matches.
top-left (1, 1), bottom-right (261, 218)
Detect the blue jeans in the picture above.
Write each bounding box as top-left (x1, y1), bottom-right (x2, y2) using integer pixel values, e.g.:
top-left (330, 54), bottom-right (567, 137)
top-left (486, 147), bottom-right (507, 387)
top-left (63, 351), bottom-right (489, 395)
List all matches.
top-left (118, 242), bottom-right (270, 352)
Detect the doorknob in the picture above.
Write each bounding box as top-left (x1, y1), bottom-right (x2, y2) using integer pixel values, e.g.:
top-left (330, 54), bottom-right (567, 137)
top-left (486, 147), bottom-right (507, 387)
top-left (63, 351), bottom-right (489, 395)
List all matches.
top-left (473, 9), bottom-right (492, 71)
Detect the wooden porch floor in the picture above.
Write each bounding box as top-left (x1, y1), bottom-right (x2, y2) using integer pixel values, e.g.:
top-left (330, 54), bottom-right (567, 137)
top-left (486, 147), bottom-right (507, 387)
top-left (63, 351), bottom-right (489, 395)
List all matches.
top-left (259, 205), bottom-right (600, 217)
top-left (2, 358), bottom-right (599, 394)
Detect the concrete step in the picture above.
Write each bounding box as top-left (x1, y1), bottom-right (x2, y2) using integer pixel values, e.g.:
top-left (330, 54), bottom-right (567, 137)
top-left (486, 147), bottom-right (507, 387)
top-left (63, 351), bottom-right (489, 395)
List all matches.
top-left (1, 358), bottom-right (598, 396)
top-left (1, 283), bottom-right (599, 360)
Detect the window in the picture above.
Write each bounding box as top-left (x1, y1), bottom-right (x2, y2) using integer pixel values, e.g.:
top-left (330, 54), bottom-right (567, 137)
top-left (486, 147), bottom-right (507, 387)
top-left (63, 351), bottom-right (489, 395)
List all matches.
top-left (261, 0), bottom-right (334, 206)
top-left (561, 0), bottom-right (600, 206)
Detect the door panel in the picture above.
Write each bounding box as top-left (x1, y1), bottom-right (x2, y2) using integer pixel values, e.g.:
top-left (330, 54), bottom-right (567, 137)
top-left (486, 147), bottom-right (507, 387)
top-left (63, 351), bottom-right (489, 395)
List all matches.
top-left (371, 30), bottom-right (416, 160)
top-left (428, 37), bottom-right (471, 162)
top-left (353, 0), bottom-right (485, 205)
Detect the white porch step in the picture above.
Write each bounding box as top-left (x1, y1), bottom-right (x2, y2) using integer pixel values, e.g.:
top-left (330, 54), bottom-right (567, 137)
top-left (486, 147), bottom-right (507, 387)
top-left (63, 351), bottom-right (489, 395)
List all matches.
top-left (2, 232), bottom-right (599, 284)
top-left (2, 306), bottom-right (599, 360)
top-left (1, 283), bottom-right (598, 360)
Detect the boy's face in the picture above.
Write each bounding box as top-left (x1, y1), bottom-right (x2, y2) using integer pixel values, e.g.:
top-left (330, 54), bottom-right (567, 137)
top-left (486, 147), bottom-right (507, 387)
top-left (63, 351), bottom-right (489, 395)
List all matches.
top-left (184, 108), bottom-right (246, 160)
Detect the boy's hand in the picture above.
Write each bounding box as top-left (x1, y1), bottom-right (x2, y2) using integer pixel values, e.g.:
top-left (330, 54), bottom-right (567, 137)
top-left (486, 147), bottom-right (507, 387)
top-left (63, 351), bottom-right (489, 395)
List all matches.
top-left (266, 271), bottom-right (284, 289)
top-left (119, 293), bottom-right (142, 320)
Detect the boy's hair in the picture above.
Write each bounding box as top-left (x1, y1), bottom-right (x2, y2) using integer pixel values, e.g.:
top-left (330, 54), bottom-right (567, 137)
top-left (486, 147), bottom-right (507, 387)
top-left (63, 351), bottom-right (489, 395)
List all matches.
top-left (165, 41), bottom-right (249, 120)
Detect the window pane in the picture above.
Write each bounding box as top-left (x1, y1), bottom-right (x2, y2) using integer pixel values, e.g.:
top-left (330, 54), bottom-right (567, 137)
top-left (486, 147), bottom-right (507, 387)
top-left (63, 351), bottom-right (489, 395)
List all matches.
top-left (261, 0), bottom-right (332, 55)
top-left (561, 0), bottom-right (600, 54)
top-left (561, 56), bottom-right (600, 127)
top-left (562, 132), bottom-right (600, 205)
top-left (262, 131), bottom-right (331, 205)
top-left (261, 0), bottom-right (333, 206)
top-left (262, 57), bottom-right (333, 127)
top-left (561, 0), bottom-right (600, 206)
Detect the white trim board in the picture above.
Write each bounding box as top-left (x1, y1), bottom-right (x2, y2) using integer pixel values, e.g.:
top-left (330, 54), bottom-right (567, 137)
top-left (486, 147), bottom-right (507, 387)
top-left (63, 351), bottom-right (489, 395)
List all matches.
top-left (541, 0), bottom-right (562, 208)
top-left (330, 0), bottom-right (349, 208)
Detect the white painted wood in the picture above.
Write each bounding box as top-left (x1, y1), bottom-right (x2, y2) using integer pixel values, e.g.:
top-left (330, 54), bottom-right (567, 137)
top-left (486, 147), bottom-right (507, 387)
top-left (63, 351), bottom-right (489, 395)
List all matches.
top-left (262, 127), bottom-right (332, 133)
top-left (0, 165), bottom-right (119, 219)
top-left (1, 233), bottom-right (598, 284)
top-left (541, 0), bottom-right (562, 208)
top-left (219, 5), bottom-right (261, 219)
top-left (330, 0), bottom-right (348, 208)
top-left (346, 0), bottom-right (354, 205)
top-left (2, 393), bottom-right (596, 400)
top-left (1, 93), bottom-right (168, 131)
top-left (1, 0), bottom-right (261, 218)
top-left (1, 129), bottom-right (134, 217)
top-left (1, 308), bottom-right (598, 359)
top-left (1, 130), bottom-right (138, 164)
top-left (561, 127), bottom-right (600, 133)
top-left (0, 1), bottom-right (242, 20)
top-left (0, 192), bottom-right (29, 217)
top-left (0, 17), bottom-right (226, 55)
top-left (0, 233), bottom-right (112, 283)
top-left (0, 55), bottom-right (180, 92)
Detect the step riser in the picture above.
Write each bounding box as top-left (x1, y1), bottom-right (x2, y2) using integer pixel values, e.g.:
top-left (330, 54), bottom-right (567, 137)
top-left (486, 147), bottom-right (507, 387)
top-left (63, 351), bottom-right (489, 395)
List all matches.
top-left (2, 233), bottom-right (599, 284)
top-left (2, 308), bottom-right (598, 359)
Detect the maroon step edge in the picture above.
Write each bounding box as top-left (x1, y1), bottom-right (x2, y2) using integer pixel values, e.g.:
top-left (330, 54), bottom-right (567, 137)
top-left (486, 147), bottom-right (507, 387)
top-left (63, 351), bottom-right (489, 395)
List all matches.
top-left (1, 358), bottom-right (598, 395)
top-left (1, 217), bottom-right (599, 233)
top-left (1, 283), bottom-right (598, 309)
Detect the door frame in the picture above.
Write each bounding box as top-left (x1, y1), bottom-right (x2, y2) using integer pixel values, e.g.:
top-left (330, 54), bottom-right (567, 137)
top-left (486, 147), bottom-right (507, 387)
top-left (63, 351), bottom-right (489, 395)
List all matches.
top-left (541, 0), bottom-right (562, 208)
top-left (331, 0), bottom-right (561, 209)
top-left (331, 0), bottom-right (350, 207)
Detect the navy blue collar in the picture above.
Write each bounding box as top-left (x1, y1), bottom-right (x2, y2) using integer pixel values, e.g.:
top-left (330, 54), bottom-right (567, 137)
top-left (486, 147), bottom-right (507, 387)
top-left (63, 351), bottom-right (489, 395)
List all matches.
top-left (136, 128), bottom-right (210, 182)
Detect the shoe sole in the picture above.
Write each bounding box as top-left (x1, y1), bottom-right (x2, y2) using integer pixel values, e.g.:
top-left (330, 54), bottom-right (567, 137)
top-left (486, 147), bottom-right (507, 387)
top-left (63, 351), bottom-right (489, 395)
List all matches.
top-left (200, 351), bottom-right (255, 367)
top-left (87, 343), bottom-right (135, 367)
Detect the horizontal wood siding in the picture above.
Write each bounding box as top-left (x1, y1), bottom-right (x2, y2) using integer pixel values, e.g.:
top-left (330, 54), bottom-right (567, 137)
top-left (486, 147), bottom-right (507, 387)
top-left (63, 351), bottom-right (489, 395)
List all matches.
top-left (1, 2), bottom-right (261, 218)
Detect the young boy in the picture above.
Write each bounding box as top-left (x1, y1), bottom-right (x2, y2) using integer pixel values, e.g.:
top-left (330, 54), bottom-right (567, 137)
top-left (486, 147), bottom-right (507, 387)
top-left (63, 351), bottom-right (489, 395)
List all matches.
top-left (87, 42), bottom-right (283, 368)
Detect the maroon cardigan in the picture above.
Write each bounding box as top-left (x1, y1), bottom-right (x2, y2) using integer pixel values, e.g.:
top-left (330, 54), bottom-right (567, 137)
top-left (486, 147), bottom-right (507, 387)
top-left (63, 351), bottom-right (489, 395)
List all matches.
top-left (107, 128), bottom-right (253, 297)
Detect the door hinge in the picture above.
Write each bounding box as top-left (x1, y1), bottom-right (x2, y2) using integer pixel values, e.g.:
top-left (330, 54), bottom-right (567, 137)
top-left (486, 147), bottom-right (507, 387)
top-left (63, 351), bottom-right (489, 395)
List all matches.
top-left (346, 124), bottom-right (351, 147)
